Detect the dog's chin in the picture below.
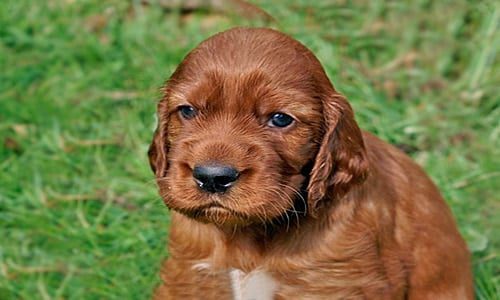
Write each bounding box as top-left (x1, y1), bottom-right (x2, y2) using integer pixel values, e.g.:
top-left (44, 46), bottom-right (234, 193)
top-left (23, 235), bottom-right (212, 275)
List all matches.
top-left (201, 208), bottom-right (250, 227)
top-left (176, 204), bottom-right (254, 228)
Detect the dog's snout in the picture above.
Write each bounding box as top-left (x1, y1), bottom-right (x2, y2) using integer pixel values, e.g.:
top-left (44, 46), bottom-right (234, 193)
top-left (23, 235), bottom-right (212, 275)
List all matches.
top-left (193, 164), bottom-right (239, 193)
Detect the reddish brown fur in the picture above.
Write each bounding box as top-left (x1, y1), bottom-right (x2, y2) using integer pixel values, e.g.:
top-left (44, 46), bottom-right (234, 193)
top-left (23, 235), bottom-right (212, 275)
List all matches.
top-left (149, 28), bottom-right (473, 299)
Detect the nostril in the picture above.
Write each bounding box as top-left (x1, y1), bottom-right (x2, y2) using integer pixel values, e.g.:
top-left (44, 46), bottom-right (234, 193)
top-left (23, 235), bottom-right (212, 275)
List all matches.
top-left (214, 174), bottom-right (239, 187)
top-left (193, 164), bottom-right (239, 193)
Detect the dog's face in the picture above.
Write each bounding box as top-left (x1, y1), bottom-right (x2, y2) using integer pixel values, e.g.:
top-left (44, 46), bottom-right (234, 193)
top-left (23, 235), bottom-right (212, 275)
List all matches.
top-left (149, 28), bottom-right (369, 227)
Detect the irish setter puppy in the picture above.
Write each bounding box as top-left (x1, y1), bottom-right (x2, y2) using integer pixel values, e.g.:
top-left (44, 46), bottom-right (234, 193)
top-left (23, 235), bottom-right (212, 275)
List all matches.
top-left (149, 27), bottom-right (473, 299)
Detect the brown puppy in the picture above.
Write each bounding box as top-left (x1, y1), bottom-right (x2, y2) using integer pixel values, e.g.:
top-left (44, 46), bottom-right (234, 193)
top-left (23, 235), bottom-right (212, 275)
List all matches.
top-left (149, 27), bottom-right (473, 299)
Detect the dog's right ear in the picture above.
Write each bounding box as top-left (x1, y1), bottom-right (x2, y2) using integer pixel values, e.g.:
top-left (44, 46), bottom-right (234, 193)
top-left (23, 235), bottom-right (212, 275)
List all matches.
top-left (307, 92), bottom-right (369, 217)
top-left (148, 100), bottom-right (169, 178)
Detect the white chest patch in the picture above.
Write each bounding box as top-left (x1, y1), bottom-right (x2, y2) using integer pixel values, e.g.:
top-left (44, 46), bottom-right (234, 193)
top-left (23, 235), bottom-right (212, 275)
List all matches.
top-left (229, 268), bottom-right (278, 300)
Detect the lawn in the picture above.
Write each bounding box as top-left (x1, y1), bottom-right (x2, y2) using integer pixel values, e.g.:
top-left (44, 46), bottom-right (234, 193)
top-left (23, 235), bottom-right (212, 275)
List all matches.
top-left (0, 0), bottom-right (498, 299)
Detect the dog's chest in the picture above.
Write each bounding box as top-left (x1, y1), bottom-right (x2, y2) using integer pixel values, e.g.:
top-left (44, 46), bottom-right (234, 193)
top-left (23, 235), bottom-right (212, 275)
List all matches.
top-left (229, 268), bottom-right (278, 300)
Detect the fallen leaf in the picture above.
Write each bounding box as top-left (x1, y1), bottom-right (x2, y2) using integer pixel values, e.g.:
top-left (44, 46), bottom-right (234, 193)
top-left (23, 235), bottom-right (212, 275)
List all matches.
top-left (3, 137), bottom-right (22, 154)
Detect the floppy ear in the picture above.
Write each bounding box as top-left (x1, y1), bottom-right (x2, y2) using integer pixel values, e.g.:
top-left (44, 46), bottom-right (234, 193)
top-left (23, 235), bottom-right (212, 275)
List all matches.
top-left (148, 100), bottom-right (169, 178)
top-left (307, 92), bottom-right (369, 216)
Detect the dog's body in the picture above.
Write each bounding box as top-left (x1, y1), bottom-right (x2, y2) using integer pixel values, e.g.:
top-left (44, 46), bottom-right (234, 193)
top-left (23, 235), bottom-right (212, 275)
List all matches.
top-left (149, 28), bottom-right (473, 299)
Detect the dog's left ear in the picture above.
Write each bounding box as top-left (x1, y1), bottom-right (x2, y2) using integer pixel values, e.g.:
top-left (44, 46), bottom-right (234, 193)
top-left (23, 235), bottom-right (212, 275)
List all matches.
top-left (307, 92), bottom-right (369, 217)
top-left (148, 100), bottom-right (169, 178)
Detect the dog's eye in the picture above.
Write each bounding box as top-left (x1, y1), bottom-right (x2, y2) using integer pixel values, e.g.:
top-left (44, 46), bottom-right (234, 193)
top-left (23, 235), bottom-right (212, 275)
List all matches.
top-left (178, 105), bottom-right (197, 120)
top-left (268, 113), bottom-right (294, 128)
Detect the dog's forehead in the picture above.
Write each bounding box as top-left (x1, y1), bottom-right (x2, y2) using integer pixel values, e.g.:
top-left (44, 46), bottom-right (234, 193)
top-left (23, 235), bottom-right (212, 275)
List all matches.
top-left (166, 28), bottom-right (331, 116)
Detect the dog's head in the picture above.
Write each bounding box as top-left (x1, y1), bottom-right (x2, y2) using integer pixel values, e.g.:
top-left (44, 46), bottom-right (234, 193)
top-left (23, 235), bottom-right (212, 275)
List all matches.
top-left (149, 28), bottom-right (368, 227)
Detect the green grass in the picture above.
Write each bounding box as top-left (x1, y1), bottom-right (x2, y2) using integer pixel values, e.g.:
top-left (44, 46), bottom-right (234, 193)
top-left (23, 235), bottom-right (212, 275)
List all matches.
top-left (0, 0), bottom-right (498, 299)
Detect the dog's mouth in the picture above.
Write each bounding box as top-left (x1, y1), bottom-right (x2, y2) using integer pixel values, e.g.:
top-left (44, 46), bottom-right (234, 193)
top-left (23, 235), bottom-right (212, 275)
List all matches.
top-left (199, 202), bottom-right (245, 217)
top-left (198, 201), bottom-right (231, 212)
top-left (176, 201), bottom-right (249, 225)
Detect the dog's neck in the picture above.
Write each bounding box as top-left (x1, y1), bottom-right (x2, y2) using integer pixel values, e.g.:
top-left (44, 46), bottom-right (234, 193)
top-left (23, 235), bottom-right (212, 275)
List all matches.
top-left (209, 209), bottom-right (333, 272)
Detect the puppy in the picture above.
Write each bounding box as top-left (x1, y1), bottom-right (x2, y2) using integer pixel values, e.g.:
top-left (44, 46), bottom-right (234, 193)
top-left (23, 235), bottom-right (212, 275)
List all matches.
top-left (149, 27), bottom-right (473, 299)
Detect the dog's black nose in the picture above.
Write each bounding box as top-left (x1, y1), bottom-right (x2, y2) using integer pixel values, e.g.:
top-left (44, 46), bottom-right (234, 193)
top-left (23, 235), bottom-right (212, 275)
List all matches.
top-left (193, 164), bottom-right (239, 193)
